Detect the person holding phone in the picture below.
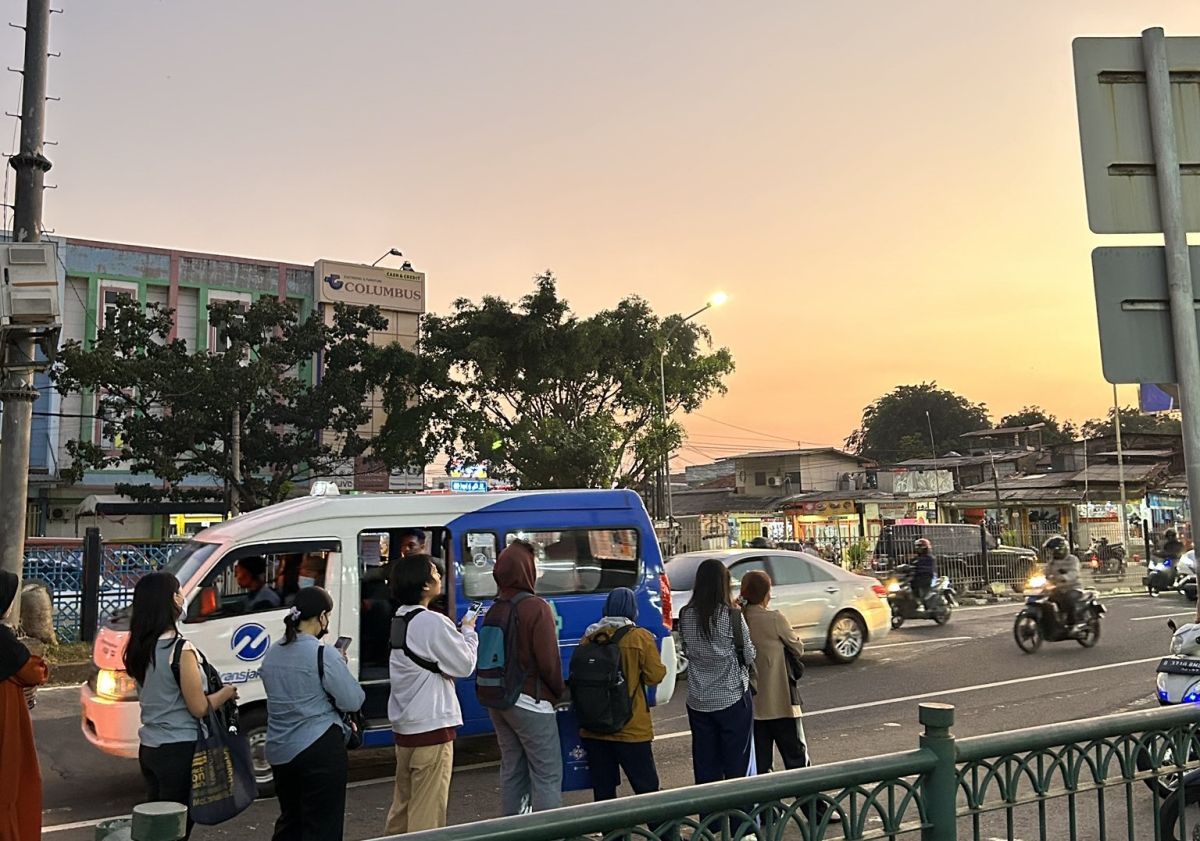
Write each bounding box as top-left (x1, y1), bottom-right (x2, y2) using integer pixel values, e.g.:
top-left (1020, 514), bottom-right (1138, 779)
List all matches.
top-left (384, 554), bottom-right (480, 834)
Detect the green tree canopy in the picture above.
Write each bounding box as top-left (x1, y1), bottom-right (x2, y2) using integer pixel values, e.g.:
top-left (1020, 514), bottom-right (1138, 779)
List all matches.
top-left (422, 273), bottom-right (735, 489)
top-left (998, 406), bottom-right (1076, 446)
top-left (1081, 406), bottom-right (1182, 439)
top-left (845, 382), bottom-right (991, 463)
top-left (52, 296), bottom-right (441, 510)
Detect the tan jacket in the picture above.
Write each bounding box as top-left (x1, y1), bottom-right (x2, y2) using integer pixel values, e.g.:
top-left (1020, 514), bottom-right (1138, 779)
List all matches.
top-left (578, 623), bottom-right (667, 743)
top-left (743, 604), bottom-right (804, 721)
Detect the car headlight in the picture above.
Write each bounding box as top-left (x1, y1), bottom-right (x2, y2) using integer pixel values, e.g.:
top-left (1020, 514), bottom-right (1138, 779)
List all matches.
top-left (95, 668), bottom-right (139, 701)
top-left (886, 580), bottom-right (900, 593)
top-left (1173, 636), bottom-right (1185, 655)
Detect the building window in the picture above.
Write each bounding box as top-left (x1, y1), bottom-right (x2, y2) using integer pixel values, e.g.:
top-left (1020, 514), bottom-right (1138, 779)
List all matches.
top-left (98, 281), bottom-right (140, 336)
top-left (754, 471), bottom-right (767, 486)
top-left (207, 291), bottom-right (252, 352)
top-left (785, 471), bottom-right (802, 489)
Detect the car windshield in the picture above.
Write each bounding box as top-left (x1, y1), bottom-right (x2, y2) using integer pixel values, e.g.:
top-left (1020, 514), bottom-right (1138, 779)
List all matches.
top-left (161, 540), bottom-right (220, 586)
top-left (665, 555), bottom-right (714, 591)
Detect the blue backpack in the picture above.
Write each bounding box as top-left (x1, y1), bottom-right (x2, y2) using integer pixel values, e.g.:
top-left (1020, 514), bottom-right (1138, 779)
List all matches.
top-left (475, 592), bottom-right (532, 710)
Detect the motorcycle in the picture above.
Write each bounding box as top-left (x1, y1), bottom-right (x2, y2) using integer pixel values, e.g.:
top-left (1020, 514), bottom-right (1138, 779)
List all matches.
top-left (1137, 620), bottom-right (1200, 799)
top-left (885, 564), bottom-right (956, 629)
top-left (1012, 579), bottom-right (1105, 653)
top-left (1087, 538), bottom-right (1127, 575)
top-left (1160, 766), bottom-right (1200, 841)
top-left (1145, 552), bottom-right (1199, 599)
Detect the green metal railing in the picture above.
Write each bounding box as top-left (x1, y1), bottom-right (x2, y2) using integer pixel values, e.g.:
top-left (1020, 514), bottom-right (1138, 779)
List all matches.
top-left (379, 702), bottom-right (1200, 841)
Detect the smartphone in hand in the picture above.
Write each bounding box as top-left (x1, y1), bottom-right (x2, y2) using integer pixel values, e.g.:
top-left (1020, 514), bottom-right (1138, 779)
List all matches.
top-left (334, 636), bottom-right (352, 655)
top-left (461, 601), bottom-right (484, 626)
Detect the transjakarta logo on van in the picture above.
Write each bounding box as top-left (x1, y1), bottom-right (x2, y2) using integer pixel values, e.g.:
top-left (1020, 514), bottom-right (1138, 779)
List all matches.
top-left (232, 623), bottom-right (271, 662)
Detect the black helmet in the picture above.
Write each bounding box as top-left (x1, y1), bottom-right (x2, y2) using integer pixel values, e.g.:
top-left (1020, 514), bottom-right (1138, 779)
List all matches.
top-left (749, 536), bottom-right (771, 549)
top-left (1042, 535), bottom-right (1069, 561)
top-left (1166, 529), bottom-right (1179, 541)
top-left (914, 538), bottom-right (932, 555)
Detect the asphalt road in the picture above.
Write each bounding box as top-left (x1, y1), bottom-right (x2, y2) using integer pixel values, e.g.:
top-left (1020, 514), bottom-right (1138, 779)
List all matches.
top-left (36, 592), bottom-right (1196, 840)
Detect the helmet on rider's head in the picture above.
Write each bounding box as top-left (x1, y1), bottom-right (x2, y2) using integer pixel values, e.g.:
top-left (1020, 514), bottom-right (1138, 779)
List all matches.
top-left (1042, 534), bottom-right (1069, 561)
top-left (914, 538), bottom-right (932, 555)
top-left (749, 536), bottom-right (771, 549)
top-left (1166, 529), bottom-right (1178, 541)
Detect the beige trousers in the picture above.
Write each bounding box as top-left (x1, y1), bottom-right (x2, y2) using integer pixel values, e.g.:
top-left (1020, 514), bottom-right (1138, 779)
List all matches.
top-left (384, 741), bottom-right (454, 834)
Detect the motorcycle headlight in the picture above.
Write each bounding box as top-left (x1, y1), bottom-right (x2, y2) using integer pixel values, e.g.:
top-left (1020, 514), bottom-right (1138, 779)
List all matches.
top-left (1172, 636), bottom-right (1185, 655)
top-left (95, 668), bottom-right (139, 701)
top-left (886, 580), bottom-right (900, 593)
top-left (1158, 672), bottom-right (1170, 691)
top-left (1028, 574), bottom-right (1047, 590)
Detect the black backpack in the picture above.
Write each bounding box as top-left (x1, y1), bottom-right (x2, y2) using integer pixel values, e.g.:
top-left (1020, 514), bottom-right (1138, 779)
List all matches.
top-left (567, 625), bottom-right (636, 735)
top-left (475, 592), bottom-right (532, 710)
top-left (390, 608), bottom-right (444, 675)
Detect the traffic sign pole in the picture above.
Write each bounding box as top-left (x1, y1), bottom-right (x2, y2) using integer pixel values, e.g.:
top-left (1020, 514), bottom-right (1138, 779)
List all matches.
top-left (1141, 28), bottom-right (1200, 613)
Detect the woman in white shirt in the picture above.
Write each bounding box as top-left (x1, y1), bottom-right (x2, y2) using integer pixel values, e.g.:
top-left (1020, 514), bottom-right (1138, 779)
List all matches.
top-left (385, 554), bottom-right (479, 834)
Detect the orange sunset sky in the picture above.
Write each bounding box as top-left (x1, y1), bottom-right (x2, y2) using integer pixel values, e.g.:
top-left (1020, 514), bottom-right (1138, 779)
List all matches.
top-left (3, 1), bottom-right (1196, 468)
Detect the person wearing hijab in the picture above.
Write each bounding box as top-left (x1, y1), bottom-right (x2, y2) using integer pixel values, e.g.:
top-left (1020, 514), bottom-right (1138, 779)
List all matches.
top-left (0, 570), bottom-right (49, 841)
top-left (578, 587), bottom-right (667, 801)
top-left (479, 540), bottom-right (566, 815)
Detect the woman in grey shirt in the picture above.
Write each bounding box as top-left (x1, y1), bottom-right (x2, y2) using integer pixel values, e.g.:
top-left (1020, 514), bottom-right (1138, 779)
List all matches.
top-left (124, 572), bottom-right (238, 840)
top-left (261, 586), bottom-right (365, 841)
top-left (678, 558), bottom-right (756, 786)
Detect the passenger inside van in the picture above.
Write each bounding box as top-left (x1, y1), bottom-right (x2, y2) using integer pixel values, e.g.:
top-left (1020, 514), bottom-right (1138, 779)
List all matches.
top-left (359, 527), bottom-right (443, 673)
top-left (234, 556), bottom-right (281, 613)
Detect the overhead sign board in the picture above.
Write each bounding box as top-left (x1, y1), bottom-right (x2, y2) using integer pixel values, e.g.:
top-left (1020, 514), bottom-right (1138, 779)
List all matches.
top-left (450, 479), bottom-right (488, 494)
top-left (313, 259), bottom-right (425, 312)
top-left (1073, 36), bottom-right (1200, 233)
top-left (1092, 246), bottom-right (1200, 383)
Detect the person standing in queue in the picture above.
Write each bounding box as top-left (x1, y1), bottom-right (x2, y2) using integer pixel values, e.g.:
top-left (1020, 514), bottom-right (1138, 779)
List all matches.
top-left (123, 572), bottom-right (238, 840)
top-left (384, 555), bottom-right (479, 834)
top-left (261, 587), bottom-right (365, 841)
top-left (0, 570), bottom-right (50, 841)
top-left (480, 540), bottom-right (566, 815)
top-left (678, 558), bottom-right (756, 785)
top-left (577, 587), bottom-right (667, 801)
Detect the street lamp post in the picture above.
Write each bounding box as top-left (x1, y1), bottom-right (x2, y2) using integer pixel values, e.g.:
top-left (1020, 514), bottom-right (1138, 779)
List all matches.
top-left (659, 292), bottom-right (727, 551)
top-left (371, 247), bottom-right (404, 267)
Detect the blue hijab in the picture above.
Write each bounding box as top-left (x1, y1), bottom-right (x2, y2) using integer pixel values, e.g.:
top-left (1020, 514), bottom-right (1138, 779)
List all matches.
top-left (604, 587), bottom-right (638, 622)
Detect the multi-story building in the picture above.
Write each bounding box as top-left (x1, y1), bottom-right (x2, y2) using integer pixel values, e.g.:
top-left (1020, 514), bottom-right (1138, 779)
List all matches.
top-left (2, 236), bottom-right (425, 539)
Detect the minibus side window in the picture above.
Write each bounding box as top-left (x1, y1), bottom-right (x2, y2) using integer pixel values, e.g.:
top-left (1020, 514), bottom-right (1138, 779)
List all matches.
top-left (461, 532), bottom-right (500, 600)
top-left (184, 543), bottom-right (337, 623)
top-left (504, 528), bottom-right (640, 595)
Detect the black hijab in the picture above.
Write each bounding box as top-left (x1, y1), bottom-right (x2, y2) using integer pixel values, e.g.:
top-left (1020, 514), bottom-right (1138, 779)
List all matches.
top-left (0, 570), bottom-right (30, 682)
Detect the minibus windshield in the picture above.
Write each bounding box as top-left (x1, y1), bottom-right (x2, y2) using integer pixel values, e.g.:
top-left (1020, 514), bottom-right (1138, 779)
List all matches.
top-left (161, 540), bottom-right (220, 586)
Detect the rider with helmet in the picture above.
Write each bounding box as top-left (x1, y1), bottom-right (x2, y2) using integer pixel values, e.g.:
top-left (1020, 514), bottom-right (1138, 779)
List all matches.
top-left (1042, 535), bottom-right (1083, 633)
top-left (911, 538), bottom-right (936, 606)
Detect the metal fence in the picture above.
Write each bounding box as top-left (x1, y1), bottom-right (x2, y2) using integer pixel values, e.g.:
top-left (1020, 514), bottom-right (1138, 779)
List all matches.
top-left (383, 703), bottom-right (1200, 841)
top-left (22, 539), bottom-right (175, 642)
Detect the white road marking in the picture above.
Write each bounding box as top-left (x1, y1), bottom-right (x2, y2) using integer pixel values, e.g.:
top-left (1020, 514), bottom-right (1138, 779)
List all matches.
top-left (1130, 611), bottom-right (1196, 622)
top-left (43, 815), bottom-right (125, 833)
top-left (870, 637), bottom-right (972, 650)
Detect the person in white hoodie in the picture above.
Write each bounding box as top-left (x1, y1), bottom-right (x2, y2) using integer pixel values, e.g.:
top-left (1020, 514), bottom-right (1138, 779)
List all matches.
top-left (384, 554), bottom-right (479, 834)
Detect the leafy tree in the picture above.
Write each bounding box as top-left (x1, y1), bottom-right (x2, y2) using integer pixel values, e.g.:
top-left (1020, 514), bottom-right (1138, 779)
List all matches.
top-left (422, 273), bottom-right (734, 489)
top-left (1082, 406), bottom-right (1182, 439)
top-left (52, 296), bottom-right (442, 510)
top-left (998, 406), bottom-right (1076, 446)
top-left (845, 382), bottom-right (991, 462)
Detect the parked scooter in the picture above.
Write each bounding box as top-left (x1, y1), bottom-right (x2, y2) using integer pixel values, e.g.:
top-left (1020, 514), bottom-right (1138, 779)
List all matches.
top-left (1012, 576), bottom-right (1105, 653)
top-left (1160, 766), bottom-right (1200, 841)
top-left (1087, 537), bottom-right (1127, 575)
top-left (886, 564), bottom-right (956, 628)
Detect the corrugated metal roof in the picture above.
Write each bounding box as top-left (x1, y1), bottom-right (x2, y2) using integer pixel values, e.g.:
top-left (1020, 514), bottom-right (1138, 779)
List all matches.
top-left (670, 490), bottom-right (784, 516)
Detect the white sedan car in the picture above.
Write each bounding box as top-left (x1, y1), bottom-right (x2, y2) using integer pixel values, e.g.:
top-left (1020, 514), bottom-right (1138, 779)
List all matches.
top-left (666, 548), bottom-right (891, 664)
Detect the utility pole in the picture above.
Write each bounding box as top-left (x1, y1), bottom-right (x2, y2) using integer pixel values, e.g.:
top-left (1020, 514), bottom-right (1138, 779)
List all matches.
top-left (0, 0), bottom-right (53, 623)
top-left (229, 407), bottom-right (241, 516)
top-left (1112, 386), bottom-right (1131, 552)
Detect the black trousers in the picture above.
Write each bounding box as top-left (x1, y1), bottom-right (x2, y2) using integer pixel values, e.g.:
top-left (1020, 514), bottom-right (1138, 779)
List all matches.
top-left (139, 740), bottom-right (197, 840)
top-left (271, 725), bottom-right (349, 841)
top-left (582, 738), bottom-right (660, 801)
top-left (688, 692), bottom-right (755, 784)
top-left (754, 717), bottom-right (809, 774)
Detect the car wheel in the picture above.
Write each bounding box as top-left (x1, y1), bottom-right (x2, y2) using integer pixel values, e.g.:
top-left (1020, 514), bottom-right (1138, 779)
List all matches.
top-left (240, 705), bottom-right (274, 798)
top-left (825, 612), bottom-right (866, 664)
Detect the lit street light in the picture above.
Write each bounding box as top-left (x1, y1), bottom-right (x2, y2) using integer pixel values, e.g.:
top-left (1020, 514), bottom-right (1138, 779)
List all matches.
top-left (659, 292), bottom-right (727, 551)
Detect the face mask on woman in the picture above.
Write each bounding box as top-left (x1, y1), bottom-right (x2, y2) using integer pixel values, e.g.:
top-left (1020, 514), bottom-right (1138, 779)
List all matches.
top-left (298, 576), bottom-right (316, 589)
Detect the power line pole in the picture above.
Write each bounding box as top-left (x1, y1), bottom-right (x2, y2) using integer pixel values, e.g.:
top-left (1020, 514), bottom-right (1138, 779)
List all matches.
top-left (0, 0), bottom-right (54, 623)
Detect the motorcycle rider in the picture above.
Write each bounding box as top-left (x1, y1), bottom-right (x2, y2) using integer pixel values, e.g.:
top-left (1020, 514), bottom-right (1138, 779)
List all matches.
top-left (1150, 529), bottom-right (1186, 597)
top-left (911, 538), bottom-right (936, 608)
top-left (1042, 535), bottom-right (1084, 635)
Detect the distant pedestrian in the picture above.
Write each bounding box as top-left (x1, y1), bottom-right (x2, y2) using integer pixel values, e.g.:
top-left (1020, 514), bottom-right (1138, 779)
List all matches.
top-left (0, 571), bottom-right (49, 841)
top-left (384, 555), bottom-right (479, 834)
top-left (477, 540), bottom-right (566, 815)
top-left (574, 587), bottom-right (667, 801)
top-left (261, 587), bottom-right (365, 841)
top-left (678, 559), bottom-right (756, 785)
top-left (124, 572), bottom-right (238, 840)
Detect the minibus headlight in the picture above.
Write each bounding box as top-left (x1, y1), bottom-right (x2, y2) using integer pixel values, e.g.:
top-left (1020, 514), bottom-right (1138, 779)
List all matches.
top-left (96, 668), bottom-right (139, 701)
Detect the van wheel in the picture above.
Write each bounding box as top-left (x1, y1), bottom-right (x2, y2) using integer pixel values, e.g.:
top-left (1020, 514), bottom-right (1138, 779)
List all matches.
top-left (240, 706), bottom-right (274, 797)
